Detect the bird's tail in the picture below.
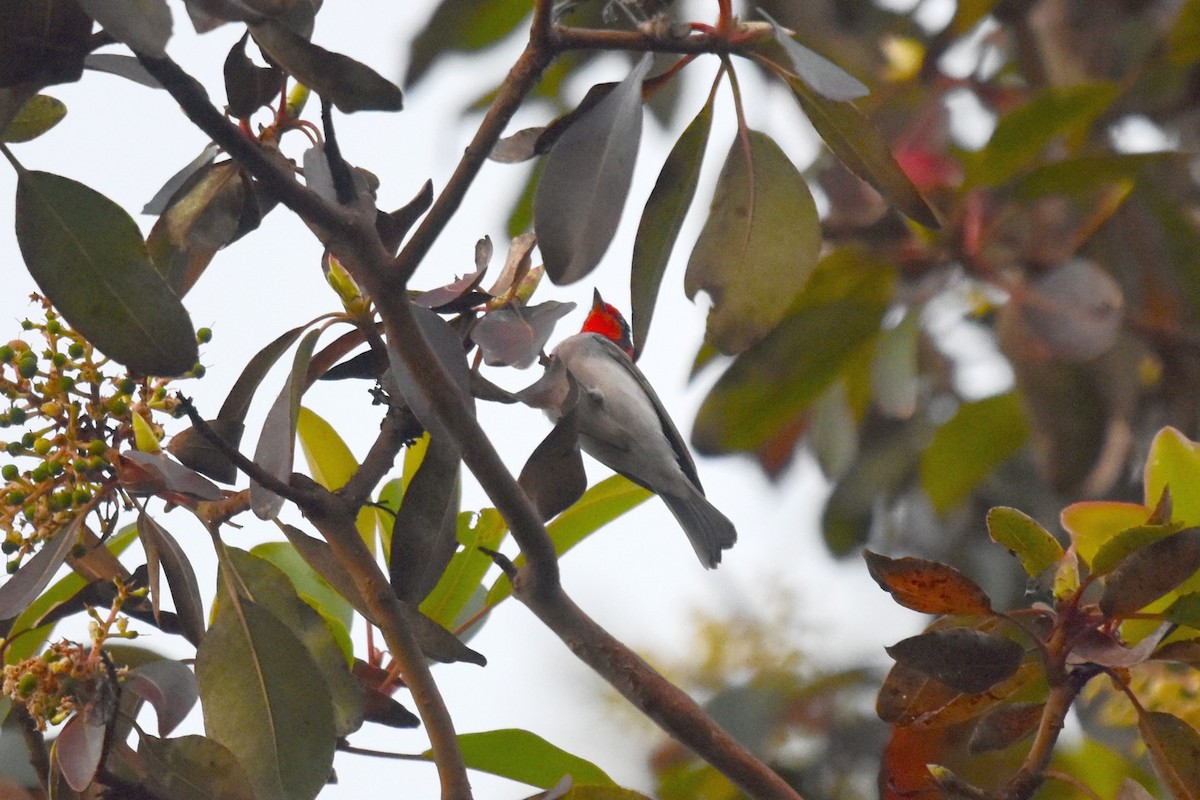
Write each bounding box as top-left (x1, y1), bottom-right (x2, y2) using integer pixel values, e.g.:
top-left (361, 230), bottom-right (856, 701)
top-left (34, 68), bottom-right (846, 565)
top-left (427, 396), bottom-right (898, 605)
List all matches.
top-left (660, 487), bottom-right (738, 569)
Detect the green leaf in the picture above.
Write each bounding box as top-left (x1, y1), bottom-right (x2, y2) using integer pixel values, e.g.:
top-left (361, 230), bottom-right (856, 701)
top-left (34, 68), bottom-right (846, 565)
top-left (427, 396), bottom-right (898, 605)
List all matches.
top-left (196, 594), bottom-right (335, 800)
top-left (420, 509), bottom-right (508, 631)
top-left (221, 548), bottom-right (362, 736)
top-left (2, 94), bottom-right (66, 142)
top-left (13, 170), bottom-right (198, 376)
top-left (784, 77), bottom-right (939, 228)
top-left (685, 130), bottom-right (822, 354)
top-left (1092, 524), bottom-right (1182, 577)
top-left (249, 20), bottom-right (402, 113)
top-left (1015, 153), bottom-right (1181, 199)
top-left (405, 0), bottom-right (531, 86)
top-left (138, 512), bottom-right (206, 646)
top-left (885, 628), bottom-right (1024, 695)
top-left (3, 523), bottom-right (138, 664)
top-left (136, 734), bottom-right (254, 800)
top-left (966, 83), bottom-right (1119, 187)
top-left (1100, 528), bottom-right (1200, 618)
top-left (1164, 593), bottom-right (1200, 630)
top-left (251, 540), bottom-right (354, 633)
top-left (986, 506), bottom-right (1065, 578)
top-left (1139, 711), bottom-right (1200, 800)
top-left (920, 393), bottom-right (1029, 514)
top-left (1146, 427), bottom-right (1200, 525)
top-left (535, 55), bottom-right (650, 285)
top-left (296, 406), bottom-right (377, 553)
top-left (692, 248), bottom-right (893, 454)
top-left (486, 476), bottom-right (651, 607)
top-left (630, 93), bottom-right (713, 358)
top-left (436, 729), bottom-right (616, 789)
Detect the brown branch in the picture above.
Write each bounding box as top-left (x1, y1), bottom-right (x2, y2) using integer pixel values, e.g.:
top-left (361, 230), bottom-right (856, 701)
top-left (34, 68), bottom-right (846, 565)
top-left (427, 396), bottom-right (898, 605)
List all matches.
top-left (339, 406), bottom-right (416, 507)
top-left (995, 671), bottom-right (1085, 800)
top-left (391, 39), bottom-right (555, 287)
top-left (301, 485), bottom-right (473, 800)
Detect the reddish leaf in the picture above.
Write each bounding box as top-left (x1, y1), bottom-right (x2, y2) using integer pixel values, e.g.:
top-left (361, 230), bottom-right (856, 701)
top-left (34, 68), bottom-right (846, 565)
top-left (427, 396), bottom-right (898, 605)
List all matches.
top-left (55, 704), bottom-right (107, 791)
top-left (886, 629), bottom-right (1024, 695)
top-left (1100, 527), bottom-right (1200, 618)
top-left (864, 550), bottom-right (993, 615)
top-left (472, 301), bottom-right (576, 369)
top-left (877, 660), bottom-right (1039, 729)
top-left (120, 451), bottom-right (222, 503)
top-left (1067, 625), bottom-right (1170, 668)
top-left (124, 660), bottom-right (199, 737)
top-left (1139, 711), bottom-right (1200, 800)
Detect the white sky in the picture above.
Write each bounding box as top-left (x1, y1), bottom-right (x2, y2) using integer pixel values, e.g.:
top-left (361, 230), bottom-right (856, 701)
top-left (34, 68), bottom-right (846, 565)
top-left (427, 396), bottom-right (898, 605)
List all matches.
top-left (0, 3), bottom-right (920, 797)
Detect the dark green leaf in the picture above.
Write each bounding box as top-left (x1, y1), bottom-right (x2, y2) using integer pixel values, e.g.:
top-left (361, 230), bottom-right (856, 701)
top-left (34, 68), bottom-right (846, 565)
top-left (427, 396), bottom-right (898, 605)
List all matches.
top-left (388, 432), bottom-right (460, 605)
top-left (1139, 711), bottom-right (1200, 800)
top-left (785, 77), bottom-right (939, 228)
top-left (196, 597), bottom-right (334, 800)
top-left (438, 729), bottom-right (617, 789)
top-left (692, 251), bottom-right (891, 453)
top-left (146, 160), bottom-right (264, 296)
top-left (1164, 593), bottom-right (1200, 630)
top-left (885, 628), bottom-right (1024, 695)
top-left (14, 170), bottom-right (198, 376)
top-left (967, 83), bottom-right (1119, 187)
top-left (274, 524), bottom-right (368, 625)
top-left (138, 512), bottom-right (206, 646)
top-left (136, 734), bottom-right (254, 800)
top-left (2, 94), bottom-right (65, 142)
top-left (1015, 153), bottom-right (1182, 199)
top-left (986, 506), bottom-right (1065, 578)
top-left (250, 19), bottom-right (402, 113)
top-left (76, 0), bottom-right (172, 57)
top-left (535, 56), bottom-right (650, 285)
top-left (631, 95), bottom-right (713, 359)
top-left (920, 393), bottom-right (1029, 514)
top-left (224, 30), bottom-right (281, 118)
top-left (143, 144), bottom-right (220, 215)
top-left (517, 412), bottom-right (587, 523)
top-left (405, 0), bottom-right (531, 87)
top-left (250, 328), bottom-right (321, 519)
top-left (222, 548), bottom-right (363, 735)
top-left (685, 130), bottom-right (821, 354)
top-left (1092, 524), bottom-right (1182, 577)
top-left (0, 0), bottom-right (91, 89)
top-left (1100, 528), bottom-right (1200, 618)
top-left (864, 550), bottom-right (993, 615)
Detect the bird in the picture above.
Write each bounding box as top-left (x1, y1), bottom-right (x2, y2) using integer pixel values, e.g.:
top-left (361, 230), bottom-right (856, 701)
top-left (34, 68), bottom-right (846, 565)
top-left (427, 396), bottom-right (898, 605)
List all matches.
top-left (520, 290), bottom-right (737, 568)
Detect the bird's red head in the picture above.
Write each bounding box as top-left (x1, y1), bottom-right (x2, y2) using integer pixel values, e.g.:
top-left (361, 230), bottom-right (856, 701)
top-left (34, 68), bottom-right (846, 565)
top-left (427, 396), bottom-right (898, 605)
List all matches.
top-left (581, 289), bottom-right (634, 359)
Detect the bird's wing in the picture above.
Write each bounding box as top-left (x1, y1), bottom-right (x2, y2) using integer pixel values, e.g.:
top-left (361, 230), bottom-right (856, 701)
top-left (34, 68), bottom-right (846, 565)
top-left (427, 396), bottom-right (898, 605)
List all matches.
top-left (586, 334), bottom-right (705, 493)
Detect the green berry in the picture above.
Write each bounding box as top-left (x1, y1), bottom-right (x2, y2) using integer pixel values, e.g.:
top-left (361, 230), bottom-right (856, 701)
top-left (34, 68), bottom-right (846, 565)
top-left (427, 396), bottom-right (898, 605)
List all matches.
top-left (45, 320), bottom-right (61, 335)
top-left (17, 357), bottom-right (37, 379)
top-left (16, 673), bottom-right (37, 697)
top-left (72, 488), bottom-right (90, 505)
top-left (20, 433), bottom-right (35, 448)
top-left (0, 346), bottom-right (13, 363)
top-left (32, 438), bottom-right (51, 456)
top-left (2, 464), bottom-right (17, 481)
top-left (86, 440), bottom-right (106, 457)
top-left (67, 342), bottom-right (84, 358)
top-left (197, 327), bottom-right (213, 344)
top-left (7, 490), bottom-right (25, 505)
top-left (50, 353), bottom-right (67, 368)
top-left (0, 539), bottom-right (17, 555)
top-left (6, 559), bottom-right (19, 574)
top-left (19, 321), bottom-right (32, 331)
top-left (30, 464), bottom-right (48, 482)
top-left (6, 442), bottom-right (22, 456)
top-left (190, 364), bottom-right (206, 379)
top-left (9, 408), bottom-right (26, 425)
top-left (48, 460), bottom-right (63, 476)
top-left (118, 378), bottom-right (136, 395)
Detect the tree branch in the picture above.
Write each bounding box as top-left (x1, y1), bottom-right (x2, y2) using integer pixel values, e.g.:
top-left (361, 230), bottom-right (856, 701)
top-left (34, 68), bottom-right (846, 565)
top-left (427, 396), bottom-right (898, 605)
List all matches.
top-left (391, 39), bottom-right (555, 287)
top-left (302, 487), bottom-right (474, 800)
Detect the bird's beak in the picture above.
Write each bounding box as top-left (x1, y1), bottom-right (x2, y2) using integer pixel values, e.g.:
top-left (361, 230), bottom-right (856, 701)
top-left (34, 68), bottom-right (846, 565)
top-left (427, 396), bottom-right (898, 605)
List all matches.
top-left (591, 288), bottom-right (605, 311)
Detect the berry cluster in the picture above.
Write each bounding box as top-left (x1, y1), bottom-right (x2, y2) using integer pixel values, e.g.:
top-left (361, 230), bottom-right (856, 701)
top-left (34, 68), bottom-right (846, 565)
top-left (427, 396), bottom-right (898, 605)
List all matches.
top-left (0, 297), bottom-right (208, 572)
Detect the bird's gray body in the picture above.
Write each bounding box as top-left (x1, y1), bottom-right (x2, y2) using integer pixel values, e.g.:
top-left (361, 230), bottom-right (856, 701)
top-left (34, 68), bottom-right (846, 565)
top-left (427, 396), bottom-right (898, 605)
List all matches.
top-left (540, 332), bottom-right (738, 568)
